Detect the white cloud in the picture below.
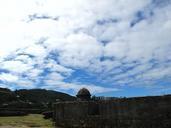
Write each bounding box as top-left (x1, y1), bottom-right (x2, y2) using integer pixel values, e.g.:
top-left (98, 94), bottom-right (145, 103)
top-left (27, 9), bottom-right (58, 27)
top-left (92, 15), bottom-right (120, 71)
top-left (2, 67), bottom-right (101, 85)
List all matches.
top-left (26, 69), bottom-right (42, 78)
top-left (0, 0), bottom-right (171, 94)
top-left (44, 59), bottom-right (73, 75)
top-left (55, 33), bottom-right (103, 68)
top-left (43, 80), bottom-right (118, 94)
top-left (104, 41), bottom-right (128, 59)
top-left (0, 73), bottom-right (18, 82)
top-left (43, 70), bottom-right (118, 94)
top-left (140, 66), bottom-right (171, 80)
top-left (15, 79), bottom-right (35, 88)
top-left (1, 61), bottom-right (33, 74)
top-left (0, 84), bottom-right (8, 88)
top-left (45, 72), bottom-right (64, 81)
top-left (24, 44), bottom-right (47, 57)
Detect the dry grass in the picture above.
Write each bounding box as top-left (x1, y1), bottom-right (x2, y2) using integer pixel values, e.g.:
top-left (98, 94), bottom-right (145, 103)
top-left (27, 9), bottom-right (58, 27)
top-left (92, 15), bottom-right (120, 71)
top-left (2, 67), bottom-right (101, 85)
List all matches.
top-left (0, 114), bottom-right (54, 128)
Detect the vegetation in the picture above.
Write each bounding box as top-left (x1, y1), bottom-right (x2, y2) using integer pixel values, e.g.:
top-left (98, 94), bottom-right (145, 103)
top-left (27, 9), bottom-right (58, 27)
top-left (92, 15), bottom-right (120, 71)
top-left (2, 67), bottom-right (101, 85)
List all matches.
top-left (0, 87), bottom-right (76, 111)
top-left (0, 88), bottom-right (17, 103)
top-left (0, 114), bottom-right (54, 128)
top-left (0, 87), bottom-right (75, 103)
top-left (0, 87), bottom-right (75, 127)
top-left (15, 89), bottom-right (76, 103)
top-left (0, 87), bottom-right (75, 118)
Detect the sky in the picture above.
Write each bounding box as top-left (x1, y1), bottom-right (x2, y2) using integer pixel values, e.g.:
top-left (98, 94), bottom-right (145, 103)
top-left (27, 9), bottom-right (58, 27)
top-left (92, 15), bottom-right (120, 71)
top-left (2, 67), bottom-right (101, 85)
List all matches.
top-left (0, 0), bottom-right (171, 97)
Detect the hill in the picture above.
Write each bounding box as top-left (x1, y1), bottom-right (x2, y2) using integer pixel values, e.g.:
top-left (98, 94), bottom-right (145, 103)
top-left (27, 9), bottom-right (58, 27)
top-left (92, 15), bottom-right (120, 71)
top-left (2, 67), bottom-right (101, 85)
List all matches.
top-left (0, 88), bottom-right (17, 103)
top-left (15, 89), bottom-right (76, 103)
top-left (0, 87), bottom-right (76, 110)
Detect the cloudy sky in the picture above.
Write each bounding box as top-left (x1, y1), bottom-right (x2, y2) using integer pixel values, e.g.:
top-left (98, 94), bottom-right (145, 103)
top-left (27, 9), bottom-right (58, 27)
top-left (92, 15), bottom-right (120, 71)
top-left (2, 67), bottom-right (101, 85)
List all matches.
top-left (0, 0), bottom-right (171, 97)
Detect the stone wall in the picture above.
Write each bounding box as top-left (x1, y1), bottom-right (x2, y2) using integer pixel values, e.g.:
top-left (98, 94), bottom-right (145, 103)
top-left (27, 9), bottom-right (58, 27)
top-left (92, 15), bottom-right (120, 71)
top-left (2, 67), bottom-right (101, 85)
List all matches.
top-left (53, 95), bottom-right (171, 128)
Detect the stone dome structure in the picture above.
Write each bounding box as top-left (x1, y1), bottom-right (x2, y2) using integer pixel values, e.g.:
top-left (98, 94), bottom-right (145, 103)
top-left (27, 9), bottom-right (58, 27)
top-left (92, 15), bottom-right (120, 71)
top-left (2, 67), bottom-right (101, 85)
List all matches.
top-left (76, 88), bottom-right (91, 101)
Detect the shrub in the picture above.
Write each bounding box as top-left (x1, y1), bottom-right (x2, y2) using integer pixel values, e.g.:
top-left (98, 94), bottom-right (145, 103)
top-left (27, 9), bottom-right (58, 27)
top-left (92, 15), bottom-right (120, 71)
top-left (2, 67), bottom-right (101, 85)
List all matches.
top-left (0, 111), bottom-right (28, 116)
top-left (42, 111), bottom-right (53, 119)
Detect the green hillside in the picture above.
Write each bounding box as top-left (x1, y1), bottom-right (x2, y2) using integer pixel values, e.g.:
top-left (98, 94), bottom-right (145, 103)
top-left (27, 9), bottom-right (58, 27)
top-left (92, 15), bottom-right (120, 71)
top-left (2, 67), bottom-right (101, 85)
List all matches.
top-left (0, 87), bottom-right (76, 110)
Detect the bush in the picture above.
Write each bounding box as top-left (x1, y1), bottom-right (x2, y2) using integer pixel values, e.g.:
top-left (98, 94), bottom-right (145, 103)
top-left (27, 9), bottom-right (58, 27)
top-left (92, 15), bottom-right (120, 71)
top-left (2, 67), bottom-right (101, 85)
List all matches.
top-left (0, 111), bottom-right (28, 116)
top-left (42, 111), bottom-right (53, 119)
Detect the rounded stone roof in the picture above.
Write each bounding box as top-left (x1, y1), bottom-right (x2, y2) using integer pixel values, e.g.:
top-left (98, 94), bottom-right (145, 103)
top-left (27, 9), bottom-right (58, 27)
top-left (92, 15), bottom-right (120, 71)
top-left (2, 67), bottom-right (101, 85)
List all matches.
top-left (76, 88), bottom-right (91, 96)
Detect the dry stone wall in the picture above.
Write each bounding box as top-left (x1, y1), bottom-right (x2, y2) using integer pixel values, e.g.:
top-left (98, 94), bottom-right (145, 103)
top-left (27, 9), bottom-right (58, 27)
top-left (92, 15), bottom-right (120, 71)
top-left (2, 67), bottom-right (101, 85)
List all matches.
top-left (53, 95), bottom-right (171, 128)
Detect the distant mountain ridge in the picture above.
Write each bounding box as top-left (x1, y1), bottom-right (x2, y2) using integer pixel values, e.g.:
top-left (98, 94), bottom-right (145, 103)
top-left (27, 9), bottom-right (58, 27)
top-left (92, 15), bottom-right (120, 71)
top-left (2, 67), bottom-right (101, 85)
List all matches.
top-left (0, 87), bottom-right (76, 109)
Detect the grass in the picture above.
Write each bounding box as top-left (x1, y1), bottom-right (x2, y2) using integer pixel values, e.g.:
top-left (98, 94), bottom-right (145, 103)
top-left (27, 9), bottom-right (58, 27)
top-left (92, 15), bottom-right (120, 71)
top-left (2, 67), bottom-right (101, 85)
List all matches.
top-left (0, 114), bottom-right (54, 128)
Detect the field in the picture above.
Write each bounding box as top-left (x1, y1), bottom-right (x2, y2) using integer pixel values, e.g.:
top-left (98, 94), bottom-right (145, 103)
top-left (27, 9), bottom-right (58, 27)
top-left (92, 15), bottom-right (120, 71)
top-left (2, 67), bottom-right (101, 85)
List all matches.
top-left (0, 114), bottom-right (54, 128)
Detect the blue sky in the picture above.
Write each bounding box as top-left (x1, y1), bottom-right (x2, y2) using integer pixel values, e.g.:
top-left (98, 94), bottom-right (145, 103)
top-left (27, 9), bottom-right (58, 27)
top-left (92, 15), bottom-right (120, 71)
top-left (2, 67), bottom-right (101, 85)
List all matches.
top-left (0, 0), bottom-right (171, 97)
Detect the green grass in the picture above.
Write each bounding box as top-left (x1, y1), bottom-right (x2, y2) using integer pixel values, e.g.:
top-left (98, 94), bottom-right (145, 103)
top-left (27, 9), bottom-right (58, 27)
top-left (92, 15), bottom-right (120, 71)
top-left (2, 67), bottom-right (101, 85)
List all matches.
top-left (0, 114), bottom-right (54, 128)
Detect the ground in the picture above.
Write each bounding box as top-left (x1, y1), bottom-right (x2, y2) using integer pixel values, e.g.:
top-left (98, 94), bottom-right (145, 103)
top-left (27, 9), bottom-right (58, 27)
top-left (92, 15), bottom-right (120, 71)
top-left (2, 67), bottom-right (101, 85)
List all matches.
top-left (0, 114), bottom-right (54, 128)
